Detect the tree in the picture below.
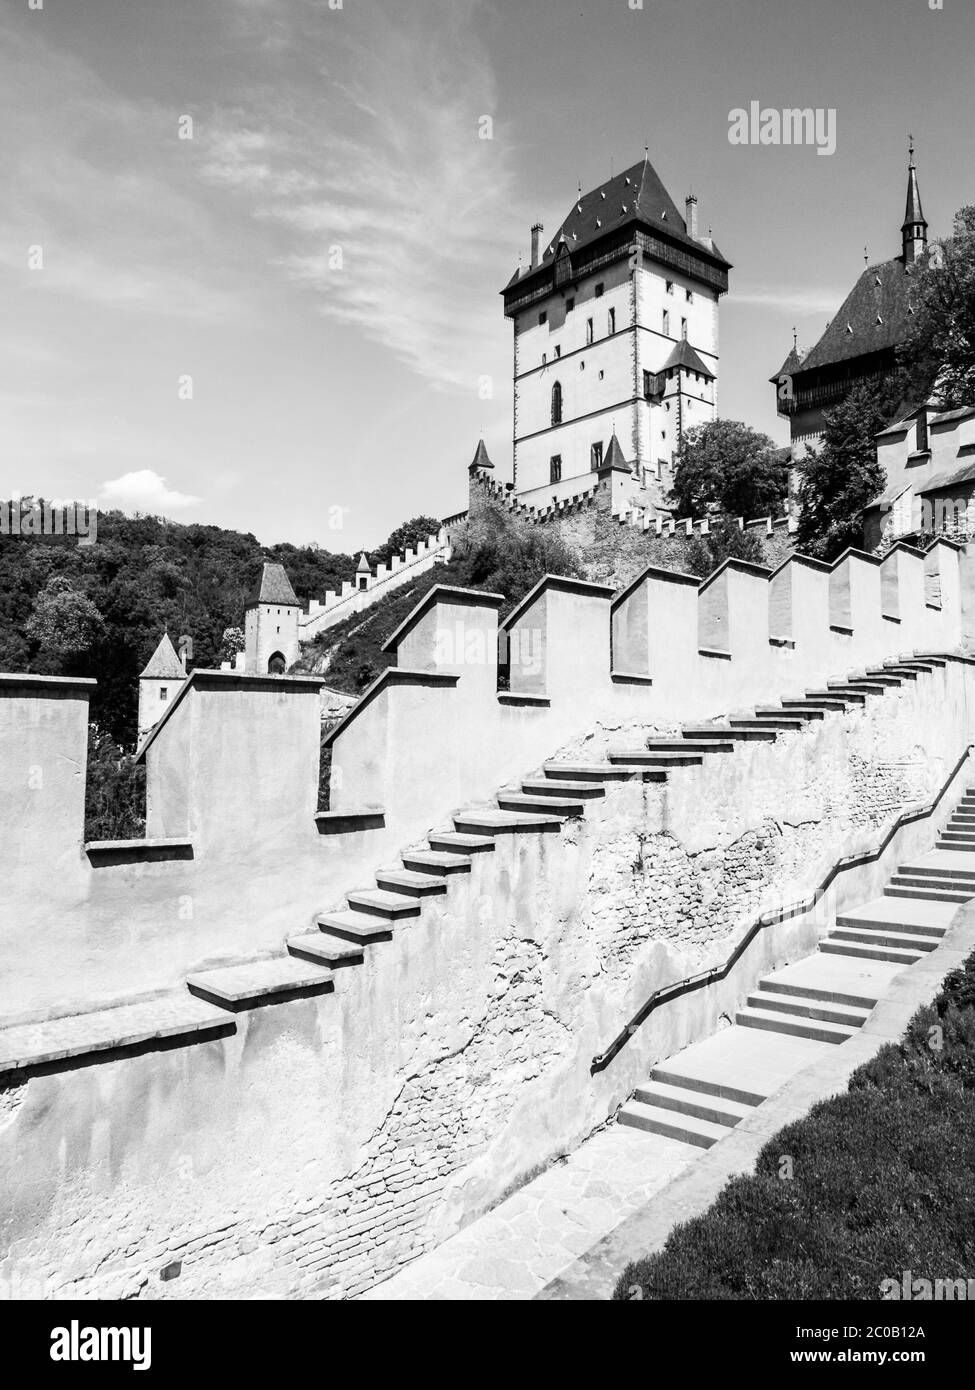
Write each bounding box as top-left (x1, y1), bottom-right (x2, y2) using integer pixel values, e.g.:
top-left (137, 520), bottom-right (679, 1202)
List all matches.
top-left (899, 207), bottom-right (975, 409)
top-left (370, 516), bottom-right (442, 567)
top-left (795, 382), bottom-right (888, 561)
top-left (681, 517), bottom-right (769, 580)
top-left (25, 575), bottom-right (105, 659)
top-left (669, 420), bottom-right (788, 519)
top-left (219, 626), bottom-right (245, 663)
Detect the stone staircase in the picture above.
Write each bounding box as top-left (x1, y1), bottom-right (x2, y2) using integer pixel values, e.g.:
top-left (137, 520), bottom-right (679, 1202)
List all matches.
top-left (0, 654), bottom-right (958, 1079)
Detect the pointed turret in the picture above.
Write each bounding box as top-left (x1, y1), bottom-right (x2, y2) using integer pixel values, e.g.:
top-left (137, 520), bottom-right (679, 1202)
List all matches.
top-left (601, 431), bottom-right (631, 473)
top-left (468, 438), bottom-right (494, 472)
top-left (901, 137), bottom-right (928, 266)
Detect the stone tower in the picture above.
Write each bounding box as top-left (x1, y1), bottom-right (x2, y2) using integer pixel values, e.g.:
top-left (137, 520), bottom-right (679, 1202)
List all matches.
top-left (244, 562), bottom-right (301, 675)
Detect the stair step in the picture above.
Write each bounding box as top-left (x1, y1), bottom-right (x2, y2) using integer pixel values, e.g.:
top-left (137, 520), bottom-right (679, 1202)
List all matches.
top-left (186, 957), bottom-right (333, 1010)
top-left (631, 1080), bottom-right (753, 1127)
top-left (542, 762), bottom-right (668, 782)
top-left (868, 666), bottom-right (916, 680)
top-left (288, 932), bottom-right (365, 967)
top-left (755, 705), bottom-right (825, 721)
top-left (938, 834), bottom-right (975, 848)
top-left (783, 697), bottom-right (849, 710)
top-left (375, 869), bottom-right (448, 897)
top-left (736, 1004), bottom-right (857, 1044)
top-left (805, 688), bottom-right (866, 704)
top-left (402, 850), bottom-right (473, 875)
top-left (829, 925), bottom-right (940, 953)
top-left (496, 792), bottom-right (583, 815)
top-left (316, 910), bottom-right (397, 943)
top-left (346, 888), bottom-right (422, 919)
top-left (854, 672), bottom-right (903, 686)
top-left (681, 726), bottom-right (779, 742)
top-left (617, 1099), bottom-right (727, 1148)
top-left (836, 903), bottom-right (952, 936)
top-left (746, 988), bottom-right (870, 1029)
top-left (826, 681), bottom-right (887, 695)
top-left (757, 977), bottom-right (881, 1011)
top-left (453, 810), bottom-right (563, 835)
top-left (899, 859), bottom-right (975, 881)
top-left (819, 937), bottom-right (924, 965)
top-left (607, 750), bottom-right (704, 766)
top-left (643, 739), bottom-right (735, 753)
top-left (521, 778), bottom-right (606, 798)
top-left (730, 715), bottom-right (807, 728)
top-left (427, 831), bottom-right (496, 854)
top-left (651, 1064), bottom-right (766, 1109)
top-left (885, 880), bottom-right (973, 903)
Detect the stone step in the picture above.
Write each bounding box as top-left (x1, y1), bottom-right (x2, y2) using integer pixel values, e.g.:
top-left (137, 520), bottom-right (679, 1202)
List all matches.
top-left (853, 672), bottom-right (903, 686)
top-left (836, 897), bottom-right (956, 935)
top-left (186, 957), bottom-right (333, 1011)
top-left (829, 925), bottom-right (940, 953)
top-left (756, 970), bottom-right (883, 1012)
top-left (899, 855), bottom-right (975, 881)
top-left (631, 1079), bottom-right (753, 1128)
top-left (0, 994), bottom-right (236, 1077)
top-left (908, 655), bottom-right (947, 666)
top-left (617, 1099), bottom-right (728, 1148)
top-left (805, 688), bottom-right (866, 704)
top-left (402, 850), bottom-right (473, 875)
top-left (819, 937), bottom-right (925, 965)
top-left (346, 888), bottom-right (422, 920)
top-left (885, 879), bottom-right (974, 903)
top-left (782, 697), bottom-right (850, 710)
top-left (453, 810), bottom-right (563, 836)
top-left (681, 726), bottom-right (779, 742)
top-left (607, 750), bottom-right (704, 766)
top-left (730, 715), bottom-right (807, 729)
top-left (938, 834), bottom-right (975, 849)
top-left (826, 681), bottom-right (887, 695)
top-left (521, 778), bottom-right (606, 799)
top-left (316, 910), bottom-right (397, 943)
top-left (375, 868), bottom-right (448, 897)
top-left (754, 705), bottom-right (824, 721)
top-left (427, 831), bottom-right (496, 854)
top-left (288, 932), bottom-right (365, 967)
top-left (650, 1063), bottom-right (766, 1109)
top-left (869, 667), bottom-right (916, 681)
top-left (496, 791), bottom-right (583, 816)
top-left (736, 1004), bottom-right (857, 1044)
top-left (542, 762), bottom-right (668, 782)
top-left (643, 738), bottom-right (735, 753)
top-left (947, 812), bottom-right (975, 824)
top-left (746, 988), bottom-right (870, 1029)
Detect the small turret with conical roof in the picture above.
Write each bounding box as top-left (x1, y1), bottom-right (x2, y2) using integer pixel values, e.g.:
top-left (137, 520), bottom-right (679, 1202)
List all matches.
top-left (244, 561), bottom-right (301, 674)
top-left (137, 632), bottom-right (187, 741)
top-left (468, 438), bottom-right (494, 473)
top-left (901, 136), bottom-right (928, 267)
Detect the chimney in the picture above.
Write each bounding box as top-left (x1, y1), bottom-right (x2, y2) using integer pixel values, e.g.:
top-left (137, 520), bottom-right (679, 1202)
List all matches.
top-left (530, 222), bottom-right (543, 268)
top-left (685, 194), bottom-right (698, 240)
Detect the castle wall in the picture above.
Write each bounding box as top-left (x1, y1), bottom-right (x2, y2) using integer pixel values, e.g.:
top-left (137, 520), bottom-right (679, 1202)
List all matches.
top-left (2, 661), bottom-right (972, 1300)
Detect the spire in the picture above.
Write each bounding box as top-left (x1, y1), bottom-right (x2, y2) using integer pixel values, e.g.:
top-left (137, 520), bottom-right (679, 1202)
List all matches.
top-left (601, 431), bottom-right (631, 473)
top-left (140, 631), bottom-right (186, 680)
top-left (901, 135), bottom-right (928, 266)
top-left (356, 551), bottom-right (370, 575)
top-left (468, 438), bottom-right (494, 472)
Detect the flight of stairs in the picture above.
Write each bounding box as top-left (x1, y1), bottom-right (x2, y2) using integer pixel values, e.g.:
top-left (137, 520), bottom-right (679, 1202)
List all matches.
top-left (186, 656), bottom-right (954, 1018)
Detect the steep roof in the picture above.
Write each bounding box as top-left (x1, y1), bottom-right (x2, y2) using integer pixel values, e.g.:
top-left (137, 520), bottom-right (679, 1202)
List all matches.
top-left (602, 431), bottom-right (631, 473)
top-left (797, 257), bottom-right (917, 373)
top-left (770, 343), bottom-right (806, 383)
top-left (140, 632), bottom-right (185, 680)
top-left (469, 438), bottom-right (494, 471)
top-left (903, 157), bottom-right (927, 232)
top-left (247, 561), bottom-right (299, 607)
top-left (356, 552), bottom-right (371, 574)
top-left (663, 339), bottom-right (715, 380)
top-left (505, 154), bottom-right (730, 290)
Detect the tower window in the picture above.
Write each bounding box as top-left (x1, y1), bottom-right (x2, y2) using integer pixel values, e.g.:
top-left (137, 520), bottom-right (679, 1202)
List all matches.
top-left (551, 380), bottom-right (563, 425)
top-left (666, 280), bottom-right (674, 294)
top-left (539, 311), bottom-right (547, 325)
top-left (595, 282), bottom-right (604, 298)
top-left (608, 307), bottom-right (616, 334)
top-left (686, 290), bottom-right (694, 303)
top-left (160, 687), bottom-right (168, 702)
top-left (681, 318), bottom-right (688, 339)
top-left (550, 454), bottom-right (562, 484)
top-left (586, 318), bottom-right (594, 344)
top-left (542, 352), bottom-right (547, 366)
top-left (554, 345), bottom-right (561, 358)
top-left (662, 310), bottom-right (670, 336)
top-left (566, 297), bottom-right (575, 313)
top-left (591, 441), bottom-right (603, 470)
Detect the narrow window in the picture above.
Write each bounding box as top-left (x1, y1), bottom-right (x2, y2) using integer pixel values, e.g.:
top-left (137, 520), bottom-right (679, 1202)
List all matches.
top-left (662, 310), bottom-right (670, 336)
top-left (681, 317), bottom-right (688, 339)
top-left (550, 454), bottom-right (562, 484)
top-left (551, 380), bottom-right (563, 425)
top-left (566, 297), bottom-right (575, 313)
top-left (608, 307), bottom-right (616, 334)
top-left (591, 441), bottom-right (604, 470)
top-left (160, 687), bottom-right (168, 702)
top-left (554, 344), bottom-right (561, 359)
top-left (686, 289), bottom-right (694, 303)
top-left (666, 280), bottom-right (674, 294)
top-left (586, 317), bottom-right (594, 344)
top-left (595, 283), bottom-right (604, 298)
top-left (643, 369), bottom-right (651, 398)
top-left (539, 311), bottom-right (547, 325)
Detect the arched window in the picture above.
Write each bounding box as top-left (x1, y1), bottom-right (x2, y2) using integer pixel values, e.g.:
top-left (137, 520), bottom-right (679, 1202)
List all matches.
top-left (267, 651), bottom-right (286, 675)
top-left (551, 380), bottom-right (562, 426)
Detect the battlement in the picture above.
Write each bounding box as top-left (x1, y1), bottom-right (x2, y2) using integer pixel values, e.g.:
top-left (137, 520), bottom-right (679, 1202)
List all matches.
top-left (299, 526), bottom-right (452, 641)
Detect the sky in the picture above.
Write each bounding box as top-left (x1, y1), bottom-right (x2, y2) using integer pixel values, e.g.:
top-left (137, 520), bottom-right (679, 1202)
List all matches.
top-left (1, 0), bottom-right (972, 550)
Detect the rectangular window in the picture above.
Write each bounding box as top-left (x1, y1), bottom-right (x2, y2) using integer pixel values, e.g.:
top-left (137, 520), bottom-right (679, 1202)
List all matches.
top-left (550, 454), bottom-right (562, 484)
top-left (566, 297), bottom-right (575, 313)
top-left (662, 310), bottom-right (670, 336)
top-left (595, 282), bottom-right (604, 298)
top-left (542, 352), bottom-right (547, 366)
top-left (608, 307), bottom-right (616, 334)
top-left (681, 317), bottom-right (688, 339)
top-left (538, 311), bottom-right (547, 325)
top-left (591, 441), bottom-right (604, 470)
top-left (666, 280), bottom-right (674, 294)
top-left (586, 318), bottom-right (594, 344)
top-left (160, 687), bottom-right (168, 702)
top-left (686, 290), bottom-right (694, 303)
top-left (643, 370), bottom-right (650, 398)
top-left (554, 345), bottom-right (561, 358)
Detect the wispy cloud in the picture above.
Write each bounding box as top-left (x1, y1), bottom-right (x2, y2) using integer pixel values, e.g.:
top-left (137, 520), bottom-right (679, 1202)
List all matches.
top-left (198, 0), bottom-right (518, 392)
top-left (733, 285), bottom-right (845, 316)
top-left (100, 470), bottom-right (201, 513)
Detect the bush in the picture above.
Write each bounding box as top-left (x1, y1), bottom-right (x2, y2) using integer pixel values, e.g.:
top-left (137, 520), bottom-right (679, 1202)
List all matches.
top-left (615, 949), bottom-right (975, 1300)
top-left (84, 727), bottom-right (146, 842)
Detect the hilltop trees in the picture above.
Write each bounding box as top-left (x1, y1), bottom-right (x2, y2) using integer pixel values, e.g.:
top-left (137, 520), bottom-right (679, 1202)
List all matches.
top-left (670, 419), bottom-right (789, 520)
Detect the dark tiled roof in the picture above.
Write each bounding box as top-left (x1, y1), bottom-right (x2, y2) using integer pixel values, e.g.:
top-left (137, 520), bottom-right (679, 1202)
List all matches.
top-left (506, 156), bottom-right (730, 290)
top-left (140, 632), bottom-right (185, 679)
top-left (769, 345), bottom-right (805, 383)
top-left (798, 257), bottom-right (917, 373)
top-left (602, 432), bottom-right (630, 472)
top-left (916, 459), bottom-right (975, 495)
top-left (247, 562), bottom-right (298, 607)
top-left (903, 162), bottom-right (927, 230)
top-left (663, 339), bottom-right (715, 380)
top-left (469, 438), bottom-right (494, 471)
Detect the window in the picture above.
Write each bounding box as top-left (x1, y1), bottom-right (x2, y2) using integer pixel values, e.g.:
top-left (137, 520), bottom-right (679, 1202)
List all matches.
top-left (542, 352), bottom-right (547, 366)
top-left (554, 344), bottom-right (561, 359)
top-left (591, 441), bottom-right (603, 470)
top-left (608, 307), bottom-right (616, 334)
top-left (917, 411), bottom-right (929, 452)
top-left (663, 311), bottom-right (670, 336)
top-left (586, 317), bottom-right (594, 344)
top-left (666, 280), bottom-right (674, 294)
top-left (550, 455), bottom-right (562, 484)
top-left (598, 369), bottom-right (604, 380)
top-left (551, 380), bottom-right (563, 425)
top-left (686, 290), bottom-right (694, 303)
top-left (539, 311), bottom-right (547, 325)
top-left (566, 297), bottom-right (575, 313)
top-left (681, 317), bottom-right (688, 339)
top-left (595, 282), bottom-right (605, 298)
top-left (160, 687), bottom-right (168, 702)
top-left (579, 360), bottom-right (585, 371)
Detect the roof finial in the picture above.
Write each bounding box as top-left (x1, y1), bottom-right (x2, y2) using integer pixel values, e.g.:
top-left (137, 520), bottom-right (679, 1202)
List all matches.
top-left (864, 245), bottom-right (869, 265)
top-left (909, 132), bottom-right (915, 165)
top-left (644, 139), bottom-right (649, 159)
top-left (792, 326), bottom-right (797, 351)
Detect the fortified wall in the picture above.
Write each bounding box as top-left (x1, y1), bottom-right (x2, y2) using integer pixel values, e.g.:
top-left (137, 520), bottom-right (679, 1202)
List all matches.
top-left (0, 539), bottom-right (972, 1299)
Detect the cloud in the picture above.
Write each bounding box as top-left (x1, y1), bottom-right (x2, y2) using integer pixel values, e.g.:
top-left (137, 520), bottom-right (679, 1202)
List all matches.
top-left (733, 286), bottom-right (845, 315)
top-left (197, 0), bottom-right (519, 393)
top-left (100, 471), bottom-right (201, 513)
